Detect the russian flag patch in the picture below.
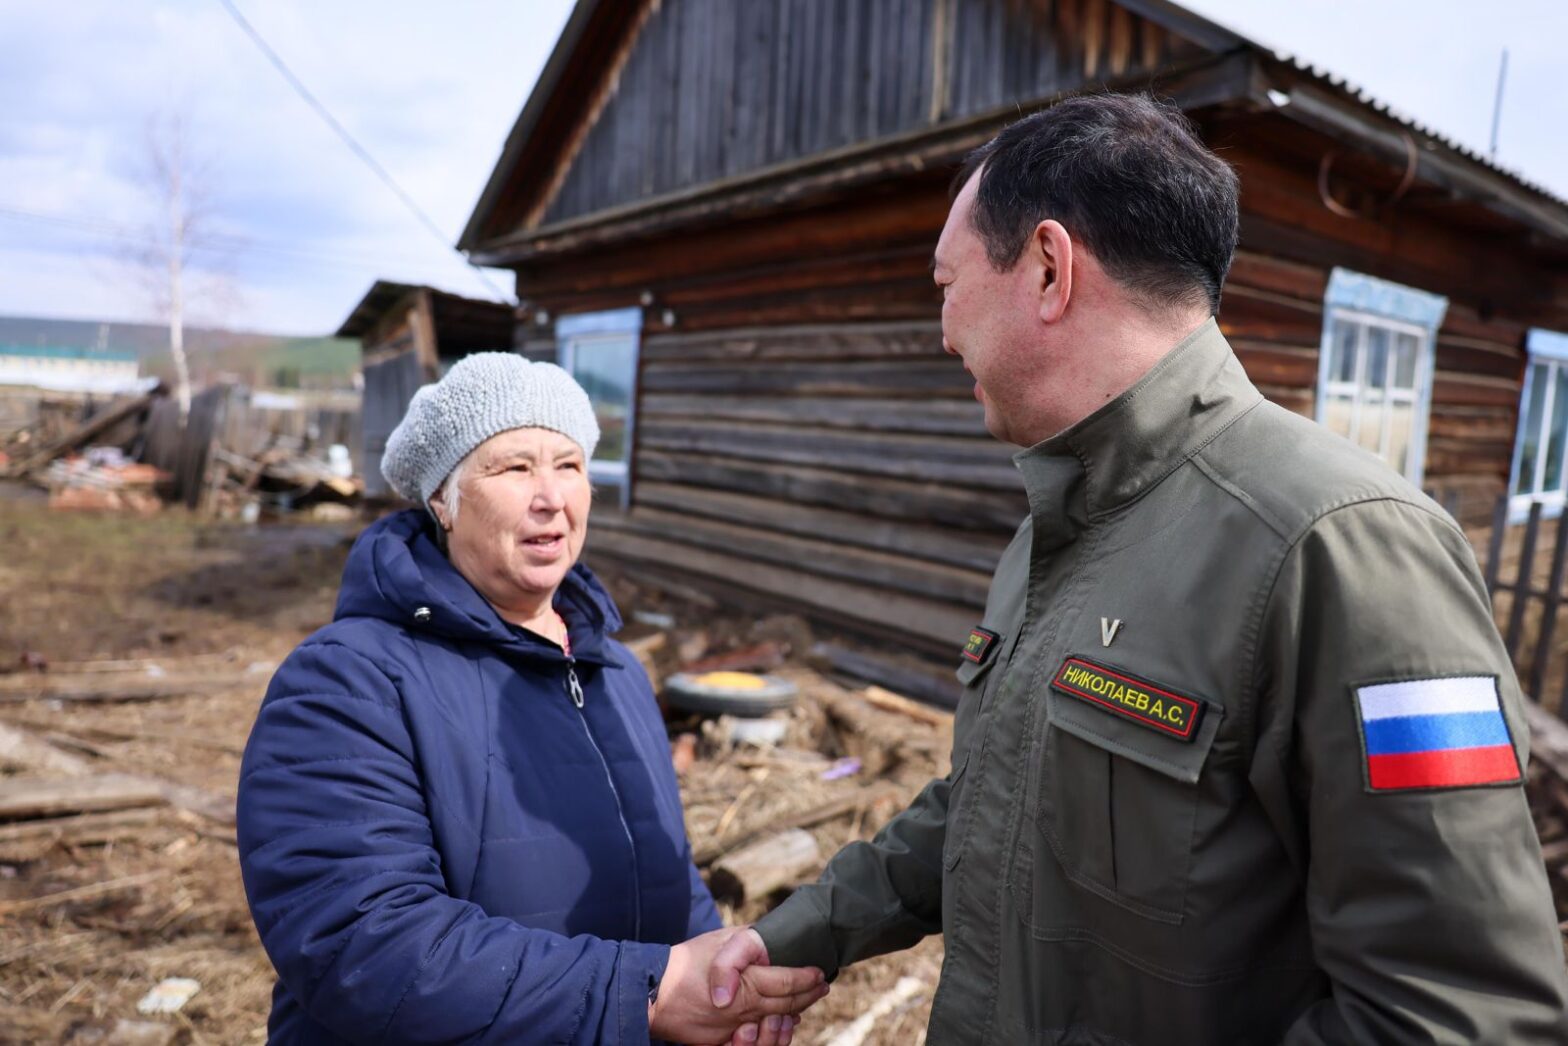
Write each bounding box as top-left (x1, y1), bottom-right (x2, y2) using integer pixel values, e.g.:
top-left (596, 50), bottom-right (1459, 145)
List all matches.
top-left (1355, 676), bottom-right (1522, 792)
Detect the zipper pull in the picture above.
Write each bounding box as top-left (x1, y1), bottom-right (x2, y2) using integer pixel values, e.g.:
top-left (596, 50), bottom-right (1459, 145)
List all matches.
top-left (566, 663), bottom-right (585, 708)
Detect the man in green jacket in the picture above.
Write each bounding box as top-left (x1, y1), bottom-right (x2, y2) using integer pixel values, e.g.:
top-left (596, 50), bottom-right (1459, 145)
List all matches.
top-left (708, 93), bottom-right (1568, 1044)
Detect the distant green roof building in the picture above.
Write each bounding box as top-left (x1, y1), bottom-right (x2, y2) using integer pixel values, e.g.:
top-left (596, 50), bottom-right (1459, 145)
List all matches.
top-left (0, 345), bottom-right (138, 363)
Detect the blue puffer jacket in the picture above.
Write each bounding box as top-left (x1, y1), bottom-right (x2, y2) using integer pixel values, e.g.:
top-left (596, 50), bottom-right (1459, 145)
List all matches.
top-left (237, 509), bottom-right (721, 1044)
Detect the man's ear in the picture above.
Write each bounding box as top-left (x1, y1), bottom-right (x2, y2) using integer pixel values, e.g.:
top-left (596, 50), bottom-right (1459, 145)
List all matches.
top-left (1033, 219), bottom-right (1073, 325)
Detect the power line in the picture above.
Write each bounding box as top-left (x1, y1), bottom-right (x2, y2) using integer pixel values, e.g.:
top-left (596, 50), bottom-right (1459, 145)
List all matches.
top-left (211, 0), bottom-right (513, 303)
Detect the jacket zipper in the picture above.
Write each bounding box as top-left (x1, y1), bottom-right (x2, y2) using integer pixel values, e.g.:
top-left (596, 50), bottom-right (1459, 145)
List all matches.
top-left (565, 657), bottom-right (643, 939)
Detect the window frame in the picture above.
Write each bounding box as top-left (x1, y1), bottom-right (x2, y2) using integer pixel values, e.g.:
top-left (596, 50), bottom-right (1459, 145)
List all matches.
top-left (555, 306), bottom-right (642, 510)
top-left (1507, 329), bottom-right (1568, 522)
top-left (1314, 268), bottom-right (1448, 485)
top-left (1314, 308), bottom-right (1436, 483)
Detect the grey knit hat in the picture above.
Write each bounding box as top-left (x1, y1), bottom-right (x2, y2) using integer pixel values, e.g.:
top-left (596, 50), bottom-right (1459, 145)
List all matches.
top-left (380, 352), bottom-right (600, 506)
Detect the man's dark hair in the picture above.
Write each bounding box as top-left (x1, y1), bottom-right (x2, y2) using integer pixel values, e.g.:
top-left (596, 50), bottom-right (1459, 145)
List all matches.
top-left (954, 92), bottom-right (1239, 315)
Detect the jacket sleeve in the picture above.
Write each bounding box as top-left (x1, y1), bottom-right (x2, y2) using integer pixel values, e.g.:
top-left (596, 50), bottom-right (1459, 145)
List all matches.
top-left (236, 640), bottom-right (668, 1045)
top-left (752, 774), bottom-right (948, 978)
top-left (686, 859), bottom-right (723, 938)
top-left (1251, 499), bottom-right (1568, 1044)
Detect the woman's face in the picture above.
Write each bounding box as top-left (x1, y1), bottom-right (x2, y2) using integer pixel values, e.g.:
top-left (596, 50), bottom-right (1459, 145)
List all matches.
top-left (432, 427), bottom-right (591, 619)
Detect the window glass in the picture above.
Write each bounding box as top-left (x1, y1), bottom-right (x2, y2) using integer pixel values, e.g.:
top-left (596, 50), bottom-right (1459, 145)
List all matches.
top-left (1546, 364), bottom-right (1568, 496)
top-left (564, 331), bottom-right (636, 466)
top-left (1317, 309), bottom-right (1433, 481)
top-left (1516, 362), bottom-right (1549, 497)
top-left (1392, 331), bottom-right (1419, 389)
top-left (1331, 320), bottom-right (1358, 384)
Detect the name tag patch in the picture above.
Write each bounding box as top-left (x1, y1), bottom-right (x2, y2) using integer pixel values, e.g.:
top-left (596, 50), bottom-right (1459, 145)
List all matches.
top-left (1051, 656), bottom-right (1205, 741)
top-left (963, 627), bottom-right (1001, 665)
top-left (1355, 675), bottom-right (1521, 792)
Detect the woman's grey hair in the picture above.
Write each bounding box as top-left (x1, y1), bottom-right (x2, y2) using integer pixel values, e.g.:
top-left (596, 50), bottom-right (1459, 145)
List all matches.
top-left (435, 456), bottom-right (468, 526)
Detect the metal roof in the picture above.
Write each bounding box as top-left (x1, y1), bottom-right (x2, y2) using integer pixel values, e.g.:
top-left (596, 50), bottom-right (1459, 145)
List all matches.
top-left (1267, 49), bottom-right (1567, 210)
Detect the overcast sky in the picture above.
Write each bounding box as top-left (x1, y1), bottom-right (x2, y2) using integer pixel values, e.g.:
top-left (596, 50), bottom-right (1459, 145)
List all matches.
top-left (0, 0), bottom-right (1563, 338)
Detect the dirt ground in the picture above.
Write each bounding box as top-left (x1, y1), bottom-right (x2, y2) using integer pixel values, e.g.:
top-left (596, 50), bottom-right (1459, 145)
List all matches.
top-left (0, 492), bottom-right (944, 1045)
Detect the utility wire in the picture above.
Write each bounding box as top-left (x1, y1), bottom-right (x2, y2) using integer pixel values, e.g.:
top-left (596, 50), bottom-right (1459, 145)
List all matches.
top-left (211, 0), bottom-right (513, 303)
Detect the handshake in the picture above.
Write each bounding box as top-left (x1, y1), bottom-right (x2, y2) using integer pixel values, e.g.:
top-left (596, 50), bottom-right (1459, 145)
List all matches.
top-left (649, 925), bottom-right (828, 1046)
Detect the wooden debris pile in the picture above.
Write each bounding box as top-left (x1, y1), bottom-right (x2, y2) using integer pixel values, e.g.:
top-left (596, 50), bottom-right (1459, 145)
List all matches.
top-left (1523, 701), bottom-right (1568, 951)
top-left (620, 603), bottom-right (951, 1043)
top-left (0, 652), bottom-right (272, 1043)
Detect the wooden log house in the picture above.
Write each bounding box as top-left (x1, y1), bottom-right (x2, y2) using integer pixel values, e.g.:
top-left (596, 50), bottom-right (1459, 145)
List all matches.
top-left (337, 281), bottom-right (516, 496)
top-left (455, 0), bottom-right (1568, 661)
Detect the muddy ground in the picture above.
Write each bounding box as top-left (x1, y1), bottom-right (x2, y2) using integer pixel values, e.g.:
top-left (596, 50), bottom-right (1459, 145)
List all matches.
top-left (0, 492), bottom-right (943, 1045)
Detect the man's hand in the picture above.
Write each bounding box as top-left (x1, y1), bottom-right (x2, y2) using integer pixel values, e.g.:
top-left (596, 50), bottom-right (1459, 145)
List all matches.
top-left (650, 926), bottom-right (826, 1045)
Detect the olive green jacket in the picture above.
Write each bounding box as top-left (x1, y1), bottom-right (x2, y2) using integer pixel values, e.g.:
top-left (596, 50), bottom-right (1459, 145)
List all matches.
top-left (756, 320), bottom-right (1568, 1044)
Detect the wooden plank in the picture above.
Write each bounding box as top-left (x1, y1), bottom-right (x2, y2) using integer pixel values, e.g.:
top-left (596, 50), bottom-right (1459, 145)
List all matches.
top-left (638, 419), bottom-right (1021, 489)
top-left (0, 807), bottom-right (160, 846)
top-left (637, 450), bottom-right (1027, 531)
top-left (585, 527), bottom-right (975, 654)
top-left (0, 722), bottom-right (92, 777)
top-left (640, 394), bottom-right (986, 436)
top-left (640, 322), bottom-right (942, 363)
top-left (0, 669), bottom-right (268, 704)
top-left (1530, 513), bottom-right (1568, 698)
top-left (1484, 495), bottom-right (1509, 595)
top-left (814, 642), bottom-right (962, 710)
top-left (1507, 500), bottom-right (1544, 658)
top-left (597, 507), bottom-right (993, 607)
top-left (633, 481), bottom-right (1008, 571)
top-left (0, 774), bottom-right (167, 821)
top-left (5, 389), bottom-right (163, 477)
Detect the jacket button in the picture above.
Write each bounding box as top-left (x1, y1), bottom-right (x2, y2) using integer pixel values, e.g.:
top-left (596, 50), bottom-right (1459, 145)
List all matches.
top-left (413, 607), bottom-right (432, 623)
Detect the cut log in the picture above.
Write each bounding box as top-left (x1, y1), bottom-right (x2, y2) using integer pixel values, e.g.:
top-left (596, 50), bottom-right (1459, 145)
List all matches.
top-left (708, 828), bottom-right (821, 905)
top-left (0, 773), bottom-right (167, 821)
top-left (860, 686), bottom-right (954, 729)
top-left (818, 690), bottom-right (940, 778)
top-left (0, 721), bottom-right (93, 776)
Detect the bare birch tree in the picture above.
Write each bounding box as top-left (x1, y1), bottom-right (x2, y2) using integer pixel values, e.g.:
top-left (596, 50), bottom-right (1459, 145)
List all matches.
top-left (126, 110), bottom-right (240, 420)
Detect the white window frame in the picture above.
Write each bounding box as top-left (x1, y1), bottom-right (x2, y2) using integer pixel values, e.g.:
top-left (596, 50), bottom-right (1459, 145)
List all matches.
top-left (1314, 269), bottom-right (1448, 485)
top-left (1507, 329), bottom-right (1568, 522)
top-left (1315, 309), bottom-right (1436, 483)
top-left (556, 307), bottom-right (642, 510)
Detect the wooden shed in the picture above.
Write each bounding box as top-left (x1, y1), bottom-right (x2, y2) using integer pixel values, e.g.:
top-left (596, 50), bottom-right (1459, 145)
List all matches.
top-left (337, 281), bottom-right (516, 497)
top-left (458, 0), bottom-right (1568, 663)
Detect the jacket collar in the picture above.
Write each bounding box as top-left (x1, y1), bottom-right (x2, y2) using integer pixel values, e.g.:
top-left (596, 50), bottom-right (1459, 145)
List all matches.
top-left (335, 509), bottom-right (625, 669)
top-left (1013, 320), bottom-right (1262, 535)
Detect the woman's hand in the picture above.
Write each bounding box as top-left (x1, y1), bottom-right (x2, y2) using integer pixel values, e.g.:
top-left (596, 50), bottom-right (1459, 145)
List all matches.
top-left (650, 927), bottom-right (827, 1045)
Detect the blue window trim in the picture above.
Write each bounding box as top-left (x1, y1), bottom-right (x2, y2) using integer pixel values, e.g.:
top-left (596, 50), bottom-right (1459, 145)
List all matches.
top-left (1314, 268), bottom-right (1449, 485)
top-left (1507, 329), bottom-right (1568, 522)
top-left (555, 307), bottom-right (643, 510)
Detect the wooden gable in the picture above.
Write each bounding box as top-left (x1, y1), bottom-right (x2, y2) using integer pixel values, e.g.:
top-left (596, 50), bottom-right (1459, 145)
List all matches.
top-left (467, 0), bottom-right (1214, 251)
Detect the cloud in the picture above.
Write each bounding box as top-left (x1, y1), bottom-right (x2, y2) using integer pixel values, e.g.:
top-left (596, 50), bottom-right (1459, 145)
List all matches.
top-left (0, 0), bottom-right (567, 333)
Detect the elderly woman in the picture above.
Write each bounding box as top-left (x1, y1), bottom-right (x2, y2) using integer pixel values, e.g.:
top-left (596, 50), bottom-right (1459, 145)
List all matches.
top-left (237, 354), bottom-right (825, 1045)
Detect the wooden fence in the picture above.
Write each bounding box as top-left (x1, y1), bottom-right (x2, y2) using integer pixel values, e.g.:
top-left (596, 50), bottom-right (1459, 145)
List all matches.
top-left (1478, 496), bottom-right (1568, 715)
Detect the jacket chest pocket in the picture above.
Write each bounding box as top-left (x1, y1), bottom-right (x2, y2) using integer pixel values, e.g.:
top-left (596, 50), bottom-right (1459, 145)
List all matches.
top-left (943, 649), bottom-right (1005, 873)
top-left (1022, 658), bottom-right (1223, 925)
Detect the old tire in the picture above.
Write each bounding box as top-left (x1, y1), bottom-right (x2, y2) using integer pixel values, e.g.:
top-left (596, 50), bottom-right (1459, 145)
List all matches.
top-left (663, 671), bottom-right (798, 718)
